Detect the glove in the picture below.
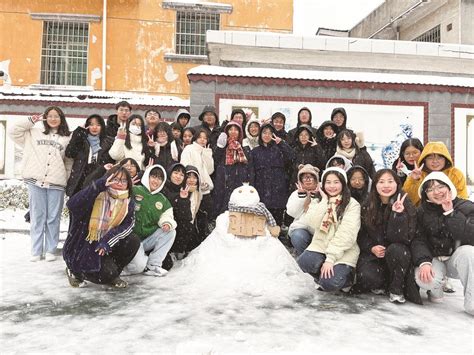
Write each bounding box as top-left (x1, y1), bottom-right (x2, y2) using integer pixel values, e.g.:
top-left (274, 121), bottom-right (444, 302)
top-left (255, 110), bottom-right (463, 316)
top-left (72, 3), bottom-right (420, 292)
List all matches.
top-left (217, 132), bottom-right (228, 148)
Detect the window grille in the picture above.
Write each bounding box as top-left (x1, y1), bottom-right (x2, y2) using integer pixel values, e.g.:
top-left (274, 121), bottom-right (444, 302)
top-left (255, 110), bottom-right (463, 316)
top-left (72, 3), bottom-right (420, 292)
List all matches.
top-left (40, 21), bottom-right (89, 86)
top-left (176, 11), bottom-right (219, 56)
top-left (413, 25), bottom-right (440, 43)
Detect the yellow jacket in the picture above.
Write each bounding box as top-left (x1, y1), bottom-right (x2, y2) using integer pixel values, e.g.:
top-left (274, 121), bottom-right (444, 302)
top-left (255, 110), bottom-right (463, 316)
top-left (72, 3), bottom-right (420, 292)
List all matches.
top-left (403, 141), bottom-right (468, 206)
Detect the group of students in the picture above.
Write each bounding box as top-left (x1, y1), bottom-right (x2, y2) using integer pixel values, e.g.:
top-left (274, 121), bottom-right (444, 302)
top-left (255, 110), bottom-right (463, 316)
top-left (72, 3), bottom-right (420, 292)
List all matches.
top-left (8, 101), bottom-right (473, 316)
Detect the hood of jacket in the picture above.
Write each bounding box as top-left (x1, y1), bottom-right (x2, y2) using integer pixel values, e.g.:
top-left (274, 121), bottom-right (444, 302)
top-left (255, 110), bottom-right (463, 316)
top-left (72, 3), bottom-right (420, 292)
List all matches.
top-left (347, 165), bottom-right (372, 191)
top-left (245, 117), bottom-right (260, 138)
top-left (225, 120), bottom-right (244, 143)
top-left (198, 105), bottom-right (219, 125)
top-left (141, 164), bottom-right (167, 194)
top-left (418, 141), bottom-right (453, 169)
top-left (297, 107), bottom-right (312, 126)
top-left (418, 171), bottom-right (457, 200)
top-left (185, 164), bottom-right (201, 192)
top-left (175, 108), bottom-right (191, 123)
top-left (295, 124), bottom-right (315, 142)
top-left (258, 123), bottom-right (276, 146)
top-left (331, 107), bottom-right (347, 129)
top-left (316, 120), bottom-right (338, 141)
top-left (326, 154), bottom-right (353, 171)
top-left (297, 164), bottom-right (320, 184)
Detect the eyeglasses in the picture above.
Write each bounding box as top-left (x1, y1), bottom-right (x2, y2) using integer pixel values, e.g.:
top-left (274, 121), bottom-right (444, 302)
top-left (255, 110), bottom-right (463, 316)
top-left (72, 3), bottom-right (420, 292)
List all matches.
top-left (425, 154), bottom-right (445, 161)
top-left (301, 176), bottom-right (315, 181)
top-left (111, 178), bottom-right (128, 185)
top-left (425, 184), bottom-right (448, 194)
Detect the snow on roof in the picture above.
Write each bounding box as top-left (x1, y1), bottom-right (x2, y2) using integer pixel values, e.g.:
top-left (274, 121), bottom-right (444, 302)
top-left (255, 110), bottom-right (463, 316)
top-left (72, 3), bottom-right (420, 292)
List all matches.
top-left (188, 65), bottom-right (474, 88)
top-left (0, 86), bottom-right (189, 107)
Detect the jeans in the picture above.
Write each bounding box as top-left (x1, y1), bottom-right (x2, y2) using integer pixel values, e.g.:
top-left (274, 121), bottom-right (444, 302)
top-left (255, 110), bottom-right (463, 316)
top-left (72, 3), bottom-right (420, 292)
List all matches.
top-left (415, 245), bottom-right (474, 315)
top-left (297, 250), bottom-right (354, 291)
top-left (289, 228), bottom-right (312, 256)
top-left (27, 184), bottom-right (64, 256)
top-left (142, 228), bottom-right (176, 268)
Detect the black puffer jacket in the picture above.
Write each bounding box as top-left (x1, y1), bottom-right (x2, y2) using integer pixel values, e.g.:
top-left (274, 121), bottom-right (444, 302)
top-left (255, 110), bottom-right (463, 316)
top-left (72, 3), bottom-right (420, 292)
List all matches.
top-left (412, 198), bottom-right (474, 266)
top-left (315, 121), bottom-right (338, 167)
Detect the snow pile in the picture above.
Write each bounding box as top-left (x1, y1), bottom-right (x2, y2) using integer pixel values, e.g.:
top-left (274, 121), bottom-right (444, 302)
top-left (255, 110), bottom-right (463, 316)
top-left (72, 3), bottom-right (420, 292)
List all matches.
top-left (174, 212), bottom-right (314, 302)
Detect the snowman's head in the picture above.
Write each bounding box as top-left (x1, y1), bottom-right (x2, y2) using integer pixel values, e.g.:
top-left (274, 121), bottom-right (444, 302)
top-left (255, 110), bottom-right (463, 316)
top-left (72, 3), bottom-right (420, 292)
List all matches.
top-left (229, 183), bottom-right (260, 207)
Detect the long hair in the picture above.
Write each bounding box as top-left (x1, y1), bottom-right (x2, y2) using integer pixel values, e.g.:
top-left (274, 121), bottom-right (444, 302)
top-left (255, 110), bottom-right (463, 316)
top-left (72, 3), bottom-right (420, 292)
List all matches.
top-left (347, 166), bottom-right (370, 204)
top-left (363, 169), bottom-right (402, 228)
top-left (119, 158), bottom-right (141, 177)
top-left (155, 121), bottom-right (174, 143)
top-left (398, 138), bottom-right (424, 167)
top-left (42, 106), bottom-right (70, 136)
top-left (321, 170), bottom-right (351, 219)
top-left (85, 114), bottom-right (106, 141)
top-left (192, 127), bottom-right (210, 143)
top-left (258, 123), bottom-right (275, 147)
top-left (104, 165), bottom-right (133, 197)
top-left (125, 114), bottom-right (148, 155)
top-left (336, 129), bottom-right (357, 151)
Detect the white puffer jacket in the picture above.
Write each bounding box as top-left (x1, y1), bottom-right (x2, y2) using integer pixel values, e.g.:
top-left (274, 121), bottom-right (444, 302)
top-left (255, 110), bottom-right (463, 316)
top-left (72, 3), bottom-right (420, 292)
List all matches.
top-left (180, 142), bottom-right (214, 195)
top-left (8, 117), bottom-right (72, 188)
top-left (109, 134), bottom-right (146, 169)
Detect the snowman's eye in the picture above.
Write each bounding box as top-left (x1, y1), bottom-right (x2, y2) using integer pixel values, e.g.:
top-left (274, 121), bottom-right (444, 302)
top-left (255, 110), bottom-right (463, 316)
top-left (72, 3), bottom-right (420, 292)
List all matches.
top-left (239, 189), bottom-right (242, 193)
top-left (250, 190), bottom-right (255, 193)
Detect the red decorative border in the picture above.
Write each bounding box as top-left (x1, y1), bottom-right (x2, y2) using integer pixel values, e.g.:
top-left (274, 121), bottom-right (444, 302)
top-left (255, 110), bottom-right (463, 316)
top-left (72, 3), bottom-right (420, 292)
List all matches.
top-left (215, 93), bottom-right (430, 144)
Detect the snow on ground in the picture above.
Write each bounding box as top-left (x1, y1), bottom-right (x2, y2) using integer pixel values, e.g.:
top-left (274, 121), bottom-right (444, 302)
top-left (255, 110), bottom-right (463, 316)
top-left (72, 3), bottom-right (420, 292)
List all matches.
top-left (1, 211), bottom-right (473, 354)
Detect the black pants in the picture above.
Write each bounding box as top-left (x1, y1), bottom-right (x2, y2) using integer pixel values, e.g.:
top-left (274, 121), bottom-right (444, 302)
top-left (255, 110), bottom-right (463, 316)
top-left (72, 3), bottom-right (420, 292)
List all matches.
top-left (355, 243), bottom-right (411, 295)
top-left (196, 193), bottom-right (213, 241)
top-left (82, 234), bottom-right (141, 284)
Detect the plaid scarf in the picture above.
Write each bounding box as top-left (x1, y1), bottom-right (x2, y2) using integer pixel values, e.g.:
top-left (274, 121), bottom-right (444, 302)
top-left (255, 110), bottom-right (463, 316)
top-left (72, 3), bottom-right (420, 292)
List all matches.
top-left (86, 188), bottom-right (130, 242)
top-left (228, 202), bottom-right (277, 227)
top-left (319, 196), bottom-right (341, 234)
top-left (225, 138), bottom-right (247, 165)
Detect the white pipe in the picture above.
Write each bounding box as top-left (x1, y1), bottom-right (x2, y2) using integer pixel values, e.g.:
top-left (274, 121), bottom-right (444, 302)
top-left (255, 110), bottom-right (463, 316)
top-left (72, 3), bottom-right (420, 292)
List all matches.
top-left (369, 0), bottom-right (428, 39)
top-left (102, 0), bottom-right (107, 91)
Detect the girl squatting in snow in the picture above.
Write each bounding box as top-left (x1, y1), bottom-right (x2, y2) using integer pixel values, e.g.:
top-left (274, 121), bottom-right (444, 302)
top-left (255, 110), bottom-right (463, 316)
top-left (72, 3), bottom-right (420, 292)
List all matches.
top-left (9, 106), bottom-right (72, 262)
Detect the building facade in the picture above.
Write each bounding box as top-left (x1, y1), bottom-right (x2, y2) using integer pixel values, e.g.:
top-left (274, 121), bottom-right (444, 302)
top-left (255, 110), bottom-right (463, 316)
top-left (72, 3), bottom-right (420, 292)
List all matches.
top-left (350, 0), bottom-right (474, 45)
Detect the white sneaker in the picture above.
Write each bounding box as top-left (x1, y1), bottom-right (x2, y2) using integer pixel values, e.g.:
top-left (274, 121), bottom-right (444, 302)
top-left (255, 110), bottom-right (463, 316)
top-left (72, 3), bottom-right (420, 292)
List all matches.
top-left (389, 293), bottom-right (406, 304)
top-left (30, 255), bottom-right (41, 262)
top-left (45, 253), bottom-right (56, 262)
top-left (427, 291), bottom-right (444, 303)
top-left (144, 266), bottom-right (168, 277)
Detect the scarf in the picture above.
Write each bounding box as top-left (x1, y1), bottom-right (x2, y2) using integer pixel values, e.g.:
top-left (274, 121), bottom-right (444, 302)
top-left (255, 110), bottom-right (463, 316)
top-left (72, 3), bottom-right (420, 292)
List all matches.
top-left (247, 136), bottom-right (259, 150)
top-left (228, 202), bottom-right (277, 227)
top-left (319, 195), bottom-right (342, 234)
top-left (336, 146), bottom-right (356, 160)
top-left (225, 138), bottom-right (247, 165)
top-left (86, 188), bottom-right (130, 242)
top-left (87, 134), bottom-right (101, 155)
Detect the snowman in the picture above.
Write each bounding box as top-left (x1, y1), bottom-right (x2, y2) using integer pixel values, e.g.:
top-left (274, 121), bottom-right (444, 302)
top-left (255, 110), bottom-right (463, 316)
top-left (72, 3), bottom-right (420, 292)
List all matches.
top-left (173, 184), bottom-right (314, 300)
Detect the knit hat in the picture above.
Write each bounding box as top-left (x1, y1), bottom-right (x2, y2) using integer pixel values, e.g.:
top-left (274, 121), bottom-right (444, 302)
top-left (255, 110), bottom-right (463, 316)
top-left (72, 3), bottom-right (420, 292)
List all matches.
top-left (418, 171), bottom-right (457, 200)
top-left (297, 164), bottom-right (320, 184)
top-left (321, 166), bottom-right (347, 184)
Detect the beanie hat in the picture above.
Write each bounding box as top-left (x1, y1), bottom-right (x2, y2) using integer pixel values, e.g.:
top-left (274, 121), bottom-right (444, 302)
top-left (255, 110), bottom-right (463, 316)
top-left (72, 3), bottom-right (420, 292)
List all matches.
top-left (297, 164), bottom-right (320, 184)
top-left (321, 166), bottom-right (347, 184)
top-left (418, 171), bottom-right (457, 200)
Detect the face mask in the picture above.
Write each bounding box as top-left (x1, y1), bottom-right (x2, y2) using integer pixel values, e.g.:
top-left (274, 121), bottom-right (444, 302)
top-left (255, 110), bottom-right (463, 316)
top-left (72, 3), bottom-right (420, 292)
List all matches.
top-left (129, 125), bottom-right (141, 135)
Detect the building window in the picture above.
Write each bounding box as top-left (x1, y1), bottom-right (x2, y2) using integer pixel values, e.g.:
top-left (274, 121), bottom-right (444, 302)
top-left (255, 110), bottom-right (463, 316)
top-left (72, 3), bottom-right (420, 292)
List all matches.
top-left (413, 25), bottom-right (440, 43)
top-left (176, 11), bottom-right (219, 56)
top-left (40, 21), bottom-right (89, 86)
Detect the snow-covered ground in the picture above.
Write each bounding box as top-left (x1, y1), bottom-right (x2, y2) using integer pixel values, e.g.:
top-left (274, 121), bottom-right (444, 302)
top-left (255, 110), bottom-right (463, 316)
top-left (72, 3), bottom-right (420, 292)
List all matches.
top-left (1, 209), bottom-right (473, 354)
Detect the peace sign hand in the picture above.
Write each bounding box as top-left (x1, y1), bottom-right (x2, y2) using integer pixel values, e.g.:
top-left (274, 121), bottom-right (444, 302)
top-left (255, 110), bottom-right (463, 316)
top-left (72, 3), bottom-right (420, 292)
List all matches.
top-left (132, 175), bottom-right (141, 185)
top-left (392, 193), bottom-right (408, 213)
top-left (180, 185), bottom-right (190, 199)
top-left (146, 158), bottom-right (154, 169)
top-left (31, 114), bottom-right (46, 123)
top-left (295, 182), bottom-right (306, 194)
top-left (395, 158), bottom-right (403, 172)
top-left (410, 161), bottom-right (424, 180)
top-left (105, 173), bottom-right (116, 187)
top-left (316, 182), bottom-right (327, 200)
top-left (441, 190), bottom-right (453, 212)
top-left (310, 138), bottom-right (318, 147)
top-left (271, 133), bottom-right (282, 144)
top-left (146, 133), bottom-right (156, 147)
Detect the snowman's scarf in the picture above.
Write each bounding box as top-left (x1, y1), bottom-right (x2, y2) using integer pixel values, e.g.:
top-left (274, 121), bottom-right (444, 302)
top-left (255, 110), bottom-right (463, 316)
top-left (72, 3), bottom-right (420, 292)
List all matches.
top-left (228, 202), bottom-right (277, 227)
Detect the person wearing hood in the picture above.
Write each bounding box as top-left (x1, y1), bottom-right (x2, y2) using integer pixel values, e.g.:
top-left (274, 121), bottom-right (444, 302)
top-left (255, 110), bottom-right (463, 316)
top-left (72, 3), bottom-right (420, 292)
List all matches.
top-left (153, 121), bottom-right (182, 170)
top-left (403, 141), bottom-right (468, 206)
top-left (331, 107), bottom-right (347, 131)
top-left (175, 108), bottom-right (191, 129)
top-left (325, 154), bottom-right (353, 172)
top-left (412, 172), bottom-right (474, 314)
top-left (66, 114), bottom-right (114, 197)
top-left (221, 109), bottom-right (248, 138)
top-left (180, 127), bottom-right (214, 237)
top-left (109, 114), bottom-right (154, 170)
top-left (336, 129), bottom-right (376, 179)
top-left (249, 123), bottom-right (295, 226)
top-left (194, 105), bottom-right (221, 148)
top-left (106, 101), bottom-right (132, 138)
top-left (184, 165), bottom-right (205, 250)
top-left (212, 121), bottom-right (251, 218)
top-left (171, 122), bottom-right (183, 141)
top-left (63, 166), bottom-right (140, 288)
top-left (316, 120), bottom-right (338, 167)
top-left (354, 169), bottom-right (418, 304)
top-left (291, 124), bottom-right (325, 187)
top-left (347, 165), bottom-right (371, 204)
top-left (287, 164), bottom-right (320, 256)
top-left (287, 107), bottom-right (317, 147)
top-left (270, 112), bottom-right (288, 141)
top-left (132, 164), bottom-right (177, 277)
top-left (242, 117), bottom-right (260, 152)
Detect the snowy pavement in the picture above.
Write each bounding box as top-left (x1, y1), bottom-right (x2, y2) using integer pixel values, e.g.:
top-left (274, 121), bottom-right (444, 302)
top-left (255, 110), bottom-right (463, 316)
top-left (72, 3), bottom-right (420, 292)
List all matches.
top-left (1, 216), bottom-right (473, 353)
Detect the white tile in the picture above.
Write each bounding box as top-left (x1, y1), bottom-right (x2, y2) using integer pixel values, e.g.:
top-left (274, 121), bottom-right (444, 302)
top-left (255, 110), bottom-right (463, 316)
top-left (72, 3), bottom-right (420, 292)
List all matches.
top-left (302, 36), bottom-right (326, 50)
top-left (348, 38), bottom-right (372, 52)
top-left (325, 37), bottom-right (349, 51)
top-left (256, 33), bottom-right (280, 48)
top-left (232, 32), bottom-right (256, 46)
top-left (438, 44), bottom-right (461, 58)
top-left (371, 39), bottom-right (395, 54)
top-left (279, 35), bottom-right (303, 49)
top-left (394, 41), bottom-right (417, 55)
top-left (206, 30), bottom-right (225, 43)
top-left (416, 42), bottom-right (439, 56)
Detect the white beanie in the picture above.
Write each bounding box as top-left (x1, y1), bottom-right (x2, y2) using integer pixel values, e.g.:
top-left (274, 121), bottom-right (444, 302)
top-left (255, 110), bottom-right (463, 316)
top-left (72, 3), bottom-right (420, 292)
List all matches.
top-left (418, 171), bottom-right (457, 200)
top-left (321, 166), bottom-right (347, 184)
